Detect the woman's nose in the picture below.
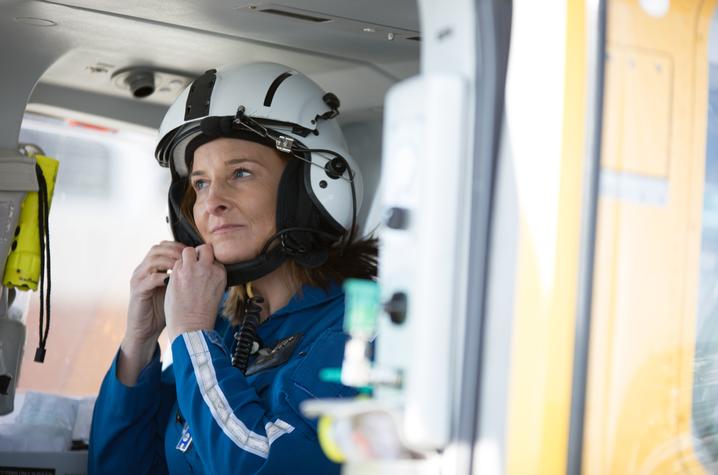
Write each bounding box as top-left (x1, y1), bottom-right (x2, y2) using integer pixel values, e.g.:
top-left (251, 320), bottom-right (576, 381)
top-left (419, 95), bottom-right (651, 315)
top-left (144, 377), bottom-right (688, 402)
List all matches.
top-left (204, 182), bottom-right (232, 215)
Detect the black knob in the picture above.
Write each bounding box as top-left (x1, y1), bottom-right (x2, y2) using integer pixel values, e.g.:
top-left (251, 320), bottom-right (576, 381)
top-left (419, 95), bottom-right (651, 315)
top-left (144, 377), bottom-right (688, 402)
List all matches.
top-left (385, 207), bottom-right (410, 230)
top-left (325, 157), bottom-right (347, 179)
top-left (323, 92), bottom-right (340, 110)
top-left (384, 292), bottom-right (408, 325)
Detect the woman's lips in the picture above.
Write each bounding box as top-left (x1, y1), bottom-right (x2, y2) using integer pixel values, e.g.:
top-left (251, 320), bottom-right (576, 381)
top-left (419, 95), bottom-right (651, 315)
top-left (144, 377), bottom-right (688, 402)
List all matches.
top-left (210, 224), bottom-right (245, 234)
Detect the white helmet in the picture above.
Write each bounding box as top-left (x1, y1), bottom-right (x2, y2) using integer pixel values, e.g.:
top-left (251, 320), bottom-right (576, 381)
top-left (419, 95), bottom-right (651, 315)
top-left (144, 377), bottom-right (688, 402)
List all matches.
top-left (155, 62), bottom-right (363, 284)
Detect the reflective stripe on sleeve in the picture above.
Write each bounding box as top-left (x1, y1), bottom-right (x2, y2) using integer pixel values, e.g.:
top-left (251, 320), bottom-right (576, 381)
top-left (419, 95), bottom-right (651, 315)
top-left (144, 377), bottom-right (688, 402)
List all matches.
top-left (182, 331), bottom-right (295, 459)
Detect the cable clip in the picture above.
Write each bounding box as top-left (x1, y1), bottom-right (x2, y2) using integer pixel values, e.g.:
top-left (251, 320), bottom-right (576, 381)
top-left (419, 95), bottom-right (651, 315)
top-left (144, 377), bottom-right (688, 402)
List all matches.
top-left (314, 93), bottom-right (340, 122)
top-left (275, 135), bottom-right (294, 153)
top-left (280, 233), bottom-right (307, 256)
top-left (232, 106), bottom-right (246, 127)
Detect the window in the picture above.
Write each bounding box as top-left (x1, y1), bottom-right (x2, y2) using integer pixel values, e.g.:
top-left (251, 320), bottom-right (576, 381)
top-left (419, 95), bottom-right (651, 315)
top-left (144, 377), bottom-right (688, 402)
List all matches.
top-left (13, 112), bottom-right (171, 397)
top-left (693, 63), bottom-right (718, 473)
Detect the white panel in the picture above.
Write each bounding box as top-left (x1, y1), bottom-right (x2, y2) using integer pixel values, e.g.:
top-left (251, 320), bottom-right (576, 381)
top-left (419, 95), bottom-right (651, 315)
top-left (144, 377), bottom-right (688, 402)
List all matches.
top-left (377, 72), bottom-right (468, 451)
top-left (505, 0), bottom-right (567, 292)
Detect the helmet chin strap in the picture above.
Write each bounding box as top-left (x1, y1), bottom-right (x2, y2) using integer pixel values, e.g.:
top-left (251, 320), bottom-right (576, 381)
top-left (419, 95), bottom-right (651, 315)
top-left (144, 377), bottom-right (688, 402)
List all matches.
top-left (223, 226), bottom-right (336, 285)
top-left (223, 247), bottom-right (287, 286)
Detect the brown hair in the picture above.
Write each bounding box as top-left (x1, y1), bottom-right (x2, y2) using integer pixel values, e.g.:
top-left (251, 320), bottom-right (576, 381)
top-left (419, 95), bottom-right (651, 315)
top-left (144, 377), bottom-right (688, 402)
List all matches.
top-left (179, 164), bottom-right (378, 323)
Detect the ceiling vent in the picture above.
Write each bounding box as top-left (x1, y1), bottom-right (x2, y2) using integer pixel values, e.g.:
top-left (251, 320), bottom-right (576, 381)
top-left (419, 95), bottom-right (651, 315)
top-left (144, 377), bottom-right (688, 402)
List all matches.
top-left (257, 8), bottom-right (331, 23)
top-left (238, 4), bottom-right (420, 42)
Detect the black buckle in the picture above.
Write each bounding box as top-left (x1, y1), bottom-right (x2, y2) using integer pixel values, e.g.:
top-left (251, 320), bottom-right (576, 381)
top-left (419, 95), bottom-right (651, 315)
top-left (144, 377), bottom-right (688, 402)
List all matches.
top-left (280, 233), bottom-right (307, 256)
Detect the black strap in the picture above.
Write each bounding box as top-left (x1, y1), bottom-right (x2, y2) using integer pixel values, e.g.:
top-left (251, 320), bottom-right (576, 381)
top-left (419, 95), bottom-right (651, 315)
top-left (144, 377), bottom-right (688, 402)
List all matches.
top-left (184, 69), bottom-right (217, 121)
top-left (224, 247), bottom-right (287, 286)
top-left (263, 72), bottom-right (294, 107)
top-left (34, 165), bottom-right (51, 363)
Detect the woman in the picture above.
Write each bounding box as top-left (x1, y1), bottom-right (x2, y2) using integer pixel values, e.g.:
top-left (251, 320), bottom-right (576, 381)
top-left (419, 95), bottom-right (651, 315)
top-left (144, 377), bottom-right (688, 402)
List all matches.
top-left (89, 62), bottom-right (377, 474)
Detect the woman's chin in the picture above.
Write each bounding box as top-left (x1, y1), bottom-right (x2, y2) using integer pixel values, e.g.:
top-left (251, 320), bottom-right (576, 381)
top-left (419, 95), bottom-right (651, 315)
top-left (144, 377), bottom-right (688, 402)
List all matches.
top-left (212, 243), bottom-right (258, 265)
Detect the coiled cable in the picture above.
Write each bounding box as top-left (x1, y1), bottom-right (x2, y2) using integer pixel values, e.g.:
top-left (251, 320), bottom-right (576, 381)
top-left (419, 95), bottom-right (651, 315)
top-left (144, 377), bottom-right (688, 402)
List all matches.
top-left (232, 282), bottom-right (263, 373)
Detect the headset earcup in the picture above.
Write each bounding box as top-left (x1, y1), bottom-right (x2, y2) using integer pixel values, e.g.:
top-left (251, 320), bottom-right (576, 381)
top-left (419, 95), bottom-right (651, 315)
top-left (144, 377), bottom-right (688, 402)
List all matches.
top-left (275, 157), bottom-right (338, 268)
top-left (276, 158), bottom-right (316, 246)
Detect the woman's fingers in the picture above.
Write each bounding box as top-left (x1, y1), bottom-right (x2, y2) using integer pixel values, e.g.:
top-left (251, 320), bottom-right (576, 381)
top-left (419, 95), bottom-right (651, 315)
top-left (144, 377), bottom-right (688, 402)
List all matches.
top-left (132, 256), bottom-right (179, 284)
top-left (181, 246), bottom-right (198, 264)
top-left (196, 244), bottom-right (215, 265)
top-left (131, 241), bottom-right (186, 291)
top-left (157, 244), bottom-right (215, 269)
top-left (168, 245), bottom-right (225, 284)
top-left (164, 244), bottom-right (225, 341)
top-left (146, 241), bottom-right (185, 260)
top-left (141, 255), bottom-right (178, 273)
top-left (148, 271), bottom-right (171, 289)
top-left (135, 271), bottom-right (172, 293)
top-left (135, 242), bottom-right (185, 276)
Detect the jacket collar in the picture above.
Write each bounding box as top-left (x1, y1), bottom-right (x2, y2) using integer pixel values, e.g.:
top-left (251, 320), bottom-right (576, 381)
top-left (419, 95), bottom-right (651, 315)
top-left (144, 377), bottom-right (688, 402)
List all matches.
top-left (271, 282), bottom-right (343, 318)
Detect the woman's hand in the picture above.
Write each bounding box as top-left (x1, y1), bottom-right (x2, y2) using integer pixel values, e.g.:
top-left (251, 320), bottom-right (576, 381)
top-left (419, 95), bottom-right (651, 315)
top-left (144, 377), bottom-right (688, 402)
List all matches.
top-left (118, 240), bottom-right (185, 386)
top-left (125, 241), bottom-right (186, 345)
top-left (164, 244), bottom-right (227, 342)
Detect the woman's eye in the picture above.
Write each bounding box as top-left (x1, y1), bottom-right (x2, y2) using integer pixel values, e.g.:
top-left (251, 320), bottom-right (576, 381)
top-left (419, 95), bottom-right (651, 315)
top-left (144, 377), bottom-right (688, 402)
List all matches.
top-left (193, 179), bottom-right (207, 191)
top-left (233, 168), bottom-right (252, 179)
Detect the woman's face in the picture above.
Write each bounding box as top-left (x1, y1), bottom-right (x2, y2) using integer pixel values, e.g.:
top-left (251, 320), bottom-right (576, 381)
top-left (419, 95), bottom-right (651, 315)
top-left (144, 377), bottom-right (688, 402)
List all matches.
top-left (190, 137), bottom-right (286, 264)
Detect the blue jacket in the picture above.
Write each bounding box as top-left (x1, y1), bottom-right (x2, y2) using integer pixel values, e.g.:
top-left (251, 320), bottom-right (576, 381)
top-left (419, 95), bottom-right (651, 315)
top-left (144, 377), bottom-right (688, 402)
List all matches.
top-left (89, 284), bottom-right (356, 474)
